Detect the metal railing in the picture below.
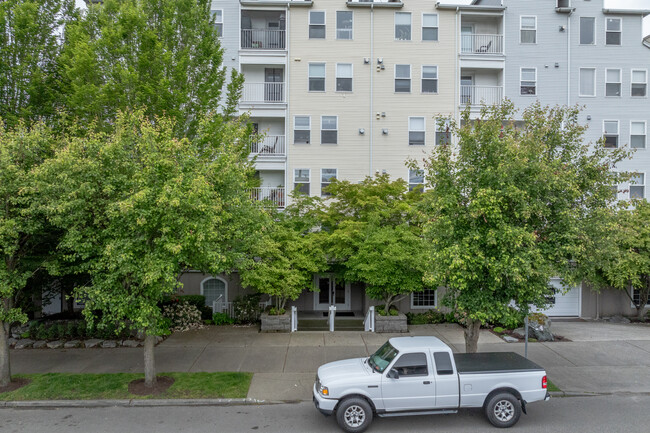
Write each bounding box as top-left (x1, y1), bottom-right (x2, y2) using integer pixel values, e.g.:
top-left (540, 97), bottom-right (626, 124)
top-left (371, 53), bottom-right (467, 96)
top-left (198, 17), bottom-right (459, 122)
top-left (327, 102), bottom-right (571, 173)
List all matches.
top-left (328, 305), bottom-right (336, 332)
top-left (250, 186), bottom-right (285, 208)
top-left (212, 298), bottom-right (272, 318)
top-left (250, 135), bottom-right (286, 157)
top-left (460, 85), bottom-right (504, 106)
top-left (291, 306), bottom-right (298, 332)
top-left (364, 306), bottom-right (375, 332)
top-left (460, 34), bottom-right (504, 55)
top-left (241, 82), bottom-right (285, 103)
top-left (241, 29), bottom-right (286, 49)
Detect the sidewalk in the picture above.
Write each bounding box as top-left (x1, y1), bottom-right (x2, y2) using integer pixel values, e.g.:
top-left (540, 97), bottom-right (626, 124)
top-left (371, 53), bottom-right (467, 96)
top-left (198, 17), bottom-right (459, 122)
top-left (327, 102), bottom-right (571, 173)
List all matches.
top-left (9, 321), bottom-right (650, 401)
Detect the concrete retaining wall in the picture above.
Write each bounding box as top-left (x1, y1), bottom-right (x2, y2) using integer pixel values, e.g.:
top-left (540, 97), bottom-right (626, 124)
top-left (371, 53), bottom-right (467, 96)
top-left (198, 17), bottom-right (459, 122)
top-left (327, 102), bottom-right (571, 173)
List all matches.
top-left (260, 312), bottom-right (291, 332)
top-left (375, 313), bottom-right (408, 333)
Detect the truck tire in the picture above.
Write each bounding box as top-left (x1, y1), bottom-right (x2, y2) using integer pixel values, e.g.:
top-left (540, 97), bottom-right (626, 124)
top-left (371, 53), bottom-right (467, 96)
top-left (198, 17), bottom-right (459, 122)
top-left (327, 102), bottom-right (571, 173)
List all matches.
top-left (335, 397), bottom-right (373, 433)
top-left (485, 392), bottom-right (521, 428)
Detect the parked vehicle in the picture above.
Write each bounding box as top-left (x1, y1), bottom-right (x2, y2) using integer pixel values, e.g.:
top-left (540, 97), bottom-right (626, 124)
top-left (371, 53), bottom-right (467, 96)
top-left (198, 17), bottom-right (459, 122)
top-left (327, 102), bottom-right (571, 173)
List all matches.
top-left (313, 336), bottom-right (550, 432)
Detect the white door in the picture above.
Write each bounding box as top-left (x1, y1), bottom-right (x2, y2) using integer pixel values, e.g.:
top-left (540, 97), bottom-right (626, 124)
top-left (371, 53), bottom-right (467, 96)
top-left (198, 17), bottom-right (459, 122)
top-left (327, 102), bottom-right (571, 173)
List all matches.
top-left (461, 25), bottom-right (474, 53)
top-left (313, 275), bottom-right (351, 311)
top-left (381, 352), bottom-right (436, 411)
top-left (538, 278), bottom-right (581, 317)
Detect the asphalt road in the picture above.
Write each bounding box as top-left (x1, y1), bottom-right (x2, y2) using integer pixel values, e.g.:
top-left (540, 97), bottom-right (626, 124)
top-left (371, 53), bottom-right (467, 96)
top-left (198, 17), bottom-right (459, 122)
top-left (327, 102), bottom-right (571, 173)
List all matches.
top-left (1, 395), bottom-right (648, 433)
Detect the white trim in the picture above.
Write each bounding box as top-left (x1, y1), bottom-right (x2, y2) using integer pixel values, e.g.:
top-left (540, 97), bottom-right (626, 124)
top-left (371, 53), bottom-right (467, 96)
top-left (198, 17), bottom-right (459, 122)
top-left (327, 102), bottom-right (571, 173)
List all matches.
top-left (605, 68), bottom-right (622, 97)
top-left (200, 276), bottom-right (228, 306)
top-left (395, 64), bottom-right (411, 93)
top-left (394, 11), bottom-right (412, 41)
top-left (410, 289), bottom-right (438, 309)
top-left (630, 69), bottom-right (647, 97)
top-left (421, 65), bottom-right (439, 94)
top-left (320, 168), bottom-right (338, 197)
top-left (630, 120), bottom-right (647, 149)
top-left (408, 168), bottom-right (425, 191)
top-left (520, 67), bottom-right (537, 96)
top-left (603, 119), bottom-right (620, 148)
top-left (579, 67), bottom-right (596, 97)
top-left (308, 62), bottom-right (326, 92)
top-left (320, 115), bottom-right (338, 145)
top-left (519, 15), bottom-right (537, 44)
top-left (313, 275), bottom-right (351, 311)
top-left (336, 10), bottom-right (353, 40)
top-left (421, 12), bottom-right (439, 42)
top-left (293, 168), bottom-right (311, 195)
top-left (631, 287), bottom-right (650, 307)
top-left (335, 62), bottom-right (353, 92)
top-left (605, 16), bottom-right (622, 46)
top-left (408, 116), bottom-right (426, 146)
top-left (211, 9), bottom-right (223, 38)
top-left (309, 10), bottom-right (326, 39)
top-left (579, 16), bottom-right (596, 45)
top-left (293, 115), bottom-right (311, 144)
top-left (629, 171), bottom-right (646, 199)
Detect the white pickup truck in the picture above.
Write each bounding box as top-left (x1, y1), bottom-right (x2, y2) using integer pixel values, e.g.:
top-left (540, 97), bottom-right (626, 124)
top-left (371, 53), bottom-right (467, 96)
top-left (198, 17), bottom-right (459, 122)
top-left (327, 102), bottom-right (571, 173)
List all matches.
top-left (313, 336), bottom-right (550, 432)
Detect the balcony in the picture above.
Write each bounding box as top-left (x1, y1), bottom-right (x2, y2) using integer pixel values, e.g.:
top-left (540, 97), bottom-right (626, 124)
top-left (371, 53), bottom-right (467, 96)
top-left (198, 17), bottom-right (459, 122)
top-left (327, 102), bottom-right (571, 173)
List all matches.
top-left (251, 135), bottom-right (286, 157)
top-left (460, 85), bottom-right (503, 107)
top-left (460, 34), bottom-right (503, 55)
top-left (251, 187), bottom-right (285, 208)
top-left (241, 29), bottom-right (286, 50)
top-left (242, 83), bottom-right (285, 104)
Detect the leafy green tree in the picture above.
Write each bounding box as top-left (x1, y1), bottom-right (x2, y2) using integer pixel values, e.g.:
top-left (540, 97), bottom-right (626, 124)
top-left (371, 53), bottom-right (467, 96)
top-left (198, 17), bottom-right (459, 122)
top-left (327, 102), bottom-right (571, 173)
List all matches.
top-left (0, 0), bottom-right (77, 128)
top-left (319, 174), bottom-right (428, 313)
top-left (240, 194), bottom-right (327, 313)
top-left (0, 121), bottom-right (56, 387)
top-left (418, 102), bottom-right (629, 352)
top-left (60, 0), bottom-right (241, 138)
top-left (39, 111), bottom-right (259, 388)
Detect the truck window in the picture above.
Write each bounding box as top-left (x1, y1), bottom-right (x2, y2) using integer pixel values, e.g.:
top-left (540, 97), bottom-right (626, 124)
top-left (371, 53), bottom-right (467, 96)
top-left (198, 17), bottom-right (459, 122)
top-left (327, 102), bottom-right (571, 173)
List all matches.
top-left (392, 353), bottom-right (428, 376)
top-left (368, 341), bottom-right (399, 373)
top-left (433, 352), bottom-right (454, 375)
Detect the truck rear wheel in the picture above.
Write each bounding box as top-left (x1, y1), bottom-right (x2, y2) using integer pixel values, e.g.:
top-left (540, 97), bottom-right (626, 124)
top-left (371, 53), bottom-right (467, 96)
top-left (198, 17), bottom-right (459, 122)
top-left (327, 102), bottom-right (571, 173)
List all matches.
top-left (485, 392), bottom-right (521, 428)
top-left (335, 397), bottom-right (373, 433)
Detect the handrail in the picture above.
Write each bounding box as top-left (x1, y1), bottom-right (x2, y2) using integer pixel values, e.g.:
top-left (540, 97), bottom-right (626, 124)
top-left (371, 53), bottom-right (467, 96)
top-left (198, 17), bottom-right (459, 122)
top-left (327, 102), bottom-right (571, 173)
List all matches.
top-left (241, 82), bottom-right (285, 104)
top-left (328, 305), bottom-right (336, 332)
top-left (364, 306), bottom-right (375, 332)
top-left (459, 85), bottom-right (504, 106)
top-left (250, 135), bottom-right (286, 156)
top-left (460, 34), bottom-right (503, 55)
top-left (291, 306), bottom-right (298, 332)
top-left (241, 29), bottom-right (286, 50)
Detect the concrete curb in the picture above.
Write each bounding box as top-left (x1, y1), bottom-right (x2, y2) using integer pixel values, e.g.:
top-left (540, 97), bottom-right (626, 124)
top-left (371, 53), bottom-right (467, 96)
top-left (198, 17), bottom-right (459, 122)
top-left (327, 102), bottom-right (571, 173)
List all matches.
top-left (0, 398), bottom-right (288, 409)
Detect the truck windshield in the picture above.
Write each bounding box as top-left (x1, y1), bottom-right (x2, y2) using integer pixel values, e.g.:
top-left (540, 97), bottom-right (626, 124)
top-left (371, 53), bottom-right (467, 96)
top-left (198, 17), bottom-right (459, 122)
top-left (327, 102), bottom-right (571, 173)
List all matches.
top-left (368, 341), bottom-right (399, 373)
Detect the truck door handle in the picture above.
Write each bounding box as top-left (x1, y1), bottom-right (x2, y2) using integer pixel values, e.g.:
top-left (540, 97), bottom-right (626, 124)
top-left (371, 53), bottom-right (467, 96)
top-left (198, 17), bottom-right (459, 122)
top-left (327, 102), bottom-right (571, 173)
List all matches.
top-left (423, 381), bottom-right (431, 385)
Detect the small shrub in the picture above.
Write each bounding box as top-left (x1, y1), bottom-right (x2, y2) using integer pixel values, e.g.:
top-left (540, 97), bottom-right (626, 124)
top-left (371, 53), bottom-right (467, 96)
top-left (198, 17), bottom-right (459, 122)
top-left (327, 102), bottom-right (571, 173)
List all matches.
top-left (375, 305), bottom-right (398, 316)
top-left (406, 309), bottom-right (445, 325)
top-left (162, 301), bottom-right (204, 332)
top-left (213, 312), bottom-right (234, 326)
top-left (233, 293), bottom-right (262, 324)
top-left (20, 331), bottom-right (30, 338)
top-left (161, 295), bottom-right (206, 311)
top-left (267, 306), bottom-right (286, 316)
top-left (493, 326), bottom-right (505, 334)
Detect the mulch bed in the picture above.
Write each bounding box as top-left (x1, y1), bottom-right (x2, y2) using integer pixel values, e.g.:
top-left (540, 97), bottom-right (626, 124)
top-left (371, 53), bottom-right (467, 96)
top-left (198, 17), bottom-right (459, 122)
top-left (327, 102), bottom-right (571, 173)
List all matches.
top-left (128, 376), bottom-right (175, 396)
top-left (0, 378), bottom-right (31, 394)
top-left (492, 329), bottom-right (571, 342)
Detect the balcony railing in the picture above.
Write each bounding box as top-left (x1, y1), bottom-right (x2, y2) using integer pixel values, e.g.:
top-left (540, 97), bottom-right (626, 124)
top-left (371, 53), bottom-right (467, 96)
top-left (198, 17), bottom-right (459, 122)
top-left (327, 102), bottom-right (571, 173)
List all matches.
top-left (241, 29), bottom-right (286, 50)
top-left (242, 82), bottom-right (285, 104)
top-left (251, 186), bottom-right (285, 208)
top-left (251, 135), bottom-right (286, 157)
top-left (460, 85), bottom-right (504, 106)
top-left (460, 34), bottom-right (504, 55)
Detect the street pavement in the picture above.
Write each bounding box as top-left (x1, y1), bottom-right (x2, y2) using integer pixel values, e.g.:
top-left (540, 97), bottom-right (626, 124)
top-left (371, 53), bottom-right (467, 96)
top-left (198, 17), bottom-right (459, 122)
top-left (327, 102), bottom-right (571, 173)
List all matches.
top-left (9, 320), bottom-right (650, 402)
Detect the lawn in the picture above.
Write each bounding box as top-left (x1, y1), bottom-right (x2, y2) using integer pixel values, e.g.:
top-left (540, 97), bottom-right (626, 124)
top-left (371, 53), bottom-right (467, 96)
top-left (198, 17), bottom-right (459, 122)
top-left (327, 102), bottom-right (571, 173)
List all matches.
top-left (0, 372), bottom-right (252, 401)
top-left (547, 378), bottom-right (561, 393)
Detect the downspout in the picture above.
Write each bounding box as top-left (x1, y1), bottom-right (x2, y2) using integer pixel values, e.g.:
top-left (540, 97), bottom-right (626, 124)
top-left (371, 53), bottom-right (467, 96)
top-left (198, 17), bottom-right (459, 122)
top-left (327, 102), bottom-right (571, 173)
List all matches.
top-left (286, 2), bottom-right (291, 204)
top-left (567, 10), bottom-right (572, 107)
top-left (455, 7), bottom-right (460, 125)
top-left (369, 3), bottom-right (374, 176)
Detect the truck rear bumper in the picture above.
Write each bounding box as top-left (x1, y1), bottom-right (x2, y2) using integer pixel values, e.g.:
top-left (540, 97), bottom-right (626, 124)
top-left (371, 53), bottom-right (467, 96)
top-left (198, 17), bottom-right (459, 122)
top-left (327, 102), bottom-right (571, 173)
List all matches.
top-left (545, 391), bottom-right (551, 401)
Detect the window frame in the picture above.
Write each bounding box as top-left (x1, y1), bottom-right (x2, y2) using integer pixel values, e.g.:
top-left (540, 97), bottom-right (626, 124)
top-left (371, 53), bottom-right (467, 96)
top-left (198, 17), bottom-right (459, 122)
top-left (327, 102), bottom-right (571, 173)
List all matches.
top-left (408, 116), bottom-right (425, 146)
top-left (293, 115), bottom-right (311, 144)
top-left (394, 12), bottom-right (412, 41)
top-left (308, 62), bottom-right (326, 92)
top-left (410, 288), bottom-right (437, 309)
top-left (603, 119), bottom-right (619, 148)
top-left (579, 16), bottom-right (596, 45)
top-left (293, 168), bottom-right (311, 196)
top-left (631, 69), bottom-right (647, 97)
top-left (336, 63), bottom-right (353, 92)
top-left (631, 287), bottom-right (650, 307)
top-left (421, 65), bottom-right (438, 94)
top-left (391, 353), bottom-right (429, 377)
top-left (422, 13), bottom-right (439, 42)
top-left (336, 10), bottom-right (353, 40)
top-left (212, 9), bottom-right (223, 37)
top-left (200, 276), bottom-right (228, 308)
top-left (395, 64), bottom-right (411, 93)
top-left (321, 115), bottom-right (338, 145)
top-left (630, 120), bottom-right (646, 149)
top-left (435, 118), bottom-right (451, 146)
top-left (520, 67), bottom-right (537, 96)
top-left (629, 172), bottom-right (645, 199)
top-left (408, 168), bottom-right (425, 192)
top-left (605, 68), bottom-right (622, 97)
top-left (605, 17), bottom-right (622, 46)
top-left (320, 168), bottom-right (338, 197)
top-left (309, 10), bottom-right (326, 39)
top-left (520, 16), bottom-right (537, 44)
top-left (579, 67), bottom-right (596, 97)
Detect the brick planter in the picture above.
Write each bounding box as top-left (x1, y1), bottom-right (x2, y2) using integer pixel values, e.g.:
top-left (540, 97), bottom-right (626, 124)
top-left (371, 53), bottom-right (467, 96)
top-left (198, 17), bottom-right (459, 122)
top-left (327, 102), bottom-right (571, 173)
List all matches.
top-left (260, 311), bottom-right (291, 332)
top-left (375, 312), bottom-right (408, 333)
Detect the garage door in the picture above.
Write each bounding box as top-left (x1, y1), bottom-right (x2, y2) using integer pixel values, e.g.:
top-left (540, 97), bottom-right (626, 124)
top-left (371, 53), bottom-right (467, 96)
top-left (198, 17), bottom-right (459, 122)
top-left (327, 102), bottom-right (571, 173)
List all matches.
top-left (537, 278), bottom-right (581, 317)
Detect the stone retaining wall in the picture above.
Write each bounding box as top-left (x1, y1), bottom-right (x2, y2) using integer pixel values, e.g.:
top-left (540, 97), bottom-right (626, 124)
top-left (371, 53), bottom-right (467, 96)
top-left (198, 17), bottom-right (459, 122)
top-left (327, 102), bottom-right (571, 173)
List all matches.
top-left (375, 313), bottom-right (408, 333)
top-left (260, 312), bottom-right (291, 332)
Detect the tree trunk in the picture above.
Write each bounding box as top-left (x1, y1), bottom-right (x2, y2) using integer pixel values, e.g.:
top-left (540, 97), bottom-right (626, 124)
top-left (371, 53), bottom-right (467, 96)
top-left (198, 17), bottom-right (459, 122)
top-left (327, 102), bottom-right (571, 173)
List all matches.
top-left (463, 318), bottom-right (481, 353)
top-left (637, 287), bottom-right (649, 322)
top-left (143, 334), bottom-right (157, 388)
top-left (0, 320), bottom-right (11, 387)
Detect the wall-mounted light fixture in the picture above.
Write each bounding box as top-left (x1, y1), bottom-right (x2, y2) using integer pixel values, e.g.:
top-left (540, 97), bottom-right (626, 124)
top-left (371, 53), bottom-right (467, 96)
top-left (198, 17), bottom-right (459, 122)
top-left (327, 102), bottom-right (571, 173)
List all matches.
top-left (382, 128), bottom-right (389, 135)
top-left (364, 58), bottom-right (370, 64)
top-left (559, 25), bottom-right (566, 32)
top-left (586, 115), bottom-right (592, 120)
top-left (359, 128), bottom-right (365, 135)
top-left (377, 58), bottom-right (383, 64)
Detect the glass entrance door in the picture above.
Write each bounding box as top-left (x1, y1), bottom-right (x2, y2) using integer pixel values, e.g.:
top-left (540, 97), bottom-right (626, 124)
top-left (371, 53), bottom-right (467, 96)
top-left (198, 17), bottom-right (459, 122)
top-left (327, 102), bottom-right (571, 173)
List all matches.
top-left (314, 276), bottom-right (350, 311)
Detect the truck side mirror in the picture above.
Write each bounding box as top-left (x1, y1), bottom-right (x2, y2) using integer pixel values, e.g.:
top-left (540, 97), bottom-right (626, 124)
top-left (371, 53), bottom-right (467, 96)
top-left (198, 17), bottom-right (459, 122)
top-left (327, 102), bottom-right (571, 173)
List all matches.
top-left (387, 368), bottom-right (400, 380)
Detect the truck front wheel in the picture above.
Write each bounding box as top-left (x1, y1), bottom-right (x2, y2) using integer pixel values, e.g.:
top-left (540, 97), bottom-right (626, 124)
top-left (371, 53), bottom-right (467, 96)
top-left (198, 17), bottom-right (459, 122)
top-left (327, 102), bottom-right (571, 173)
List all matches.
top-left (485, 392), bottom-right (521, 428)
top-left (335, 397), bottom-right (373, 433)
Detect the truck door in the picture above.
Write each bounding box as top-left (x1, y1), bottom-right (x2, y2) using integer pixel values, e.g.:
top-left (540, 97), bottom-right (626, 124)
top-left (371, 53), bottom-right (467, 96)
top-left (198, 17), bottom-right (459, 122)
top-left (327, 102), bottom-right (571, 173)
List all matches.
top-left (381, 352), bottom-right (436, 411)
top-left (432, 351), bottom-right (460, 408)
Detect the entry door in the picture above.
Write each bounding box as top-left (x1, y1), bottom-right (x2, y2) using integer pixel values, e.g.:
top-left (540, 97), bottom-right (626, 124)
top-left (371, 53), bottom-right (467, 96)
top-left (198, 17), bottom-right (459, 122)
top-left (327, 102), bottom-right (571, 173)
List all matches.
top-left (460, 75), bottom-right (473, 104)
top-left (461, 25), bottom-right (474, 53)
top-left (264, 68), bottom-right (283, 102)
top-left (314, 276), bottom-right (350, 311)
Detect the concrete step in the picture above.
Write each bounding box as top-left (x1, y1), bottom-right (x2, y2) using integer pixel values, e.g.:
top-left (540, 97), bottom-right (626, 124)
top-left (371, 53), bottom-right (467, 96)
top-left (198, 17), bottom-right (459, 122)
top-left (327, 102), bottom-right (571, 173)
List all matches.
top-left (297, 319), bottom-right (364, 332)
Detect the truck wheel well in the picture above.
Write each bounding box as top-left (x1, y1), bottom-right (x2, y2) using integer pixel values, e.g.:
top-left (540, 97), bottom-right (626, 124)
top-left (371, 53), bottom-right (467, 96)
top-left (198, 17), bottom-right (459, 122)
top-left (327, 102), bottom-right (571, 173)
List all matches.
top-left (335, 394), bottom-right (376, 413)
top-left (483, 387), bottom-right (522, 408)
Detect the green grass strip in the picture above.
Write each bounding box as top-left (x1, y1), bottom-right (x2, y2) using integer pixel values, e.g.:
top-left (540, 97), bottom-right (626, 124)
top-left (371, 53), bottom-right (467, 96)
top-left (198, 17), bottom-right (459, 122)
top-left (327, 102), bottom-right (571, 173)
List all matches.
top-left (0, 372), bottom-right (252, 401)
top-left (547, 379), bottom-right (561, 392)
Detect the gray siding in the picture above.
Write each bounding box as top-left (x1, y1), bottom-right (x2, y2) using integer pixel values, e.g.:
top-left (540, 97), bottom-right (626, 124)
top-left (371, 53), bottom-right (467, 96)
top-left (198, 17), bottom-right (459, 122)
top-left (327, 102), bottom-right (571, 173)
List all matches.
top-left (213, 0), bottom-right (240, 81)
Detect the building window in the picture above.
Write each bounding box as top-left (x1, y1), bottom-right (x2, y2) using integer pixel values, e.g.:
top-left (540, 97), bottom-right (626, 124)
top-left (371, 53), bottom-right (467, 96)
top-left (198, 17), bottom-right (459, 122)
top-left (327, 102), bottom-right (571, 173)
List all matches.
top-left (211, 9), bottom-right (223, 37)
top-left (294, 116), bottom-right (310, 144)
top-left (408, 169), bottom-right (424, 192)
top-left (395, 12), bottom-right (411, 41)
top-left (579, 68), bottom-right (596, 96)
top-left (395, 64), bottom-right (411, 93)
top-left (630, 173), bottom-right (645, 199)
top-left (520, 16), bottom-right (536, 44)
top-left (422, 65), bottom-right (438, 93)
top-left (309, 63), bottom-right (325, 92)
top-left (631, 69), bottom-right (647, 97)
top-left (321, 168), bottom-right (337, 197)
top-left (336, 63), bottom-right (353, 92)
top-left (294, 169), bottom-right (310, 195)
top-left (422, 13), bottom-right (439, 41)
top-left (336, 11), bottom-right (353, 40)
top-left (580, 17), bottom-right (595, 45)
top-left (411, 289), bottom-right (437, 308)
top-left (520, 68), bottom-right (537, 95)
top-left (201, 277), bottom-right (227, 308)
top-left (603, 120), bottom-right (619, 148)
top-left (632, 288), bottom-right (650, 306)
top-left (409, 117), bottom-right (425, 146)
top-left (631, 121), bottom-right (646, 149)
top-left (321, 116), bottom-right (338, 144)
top-left (606, 18), bottom-right (621, 46)
top-left (309, 11), bottom-right (325, 39)
top-left (436, 119), bottom-right (451, 145)
top-left (606, 69), bottom-right (621, 97)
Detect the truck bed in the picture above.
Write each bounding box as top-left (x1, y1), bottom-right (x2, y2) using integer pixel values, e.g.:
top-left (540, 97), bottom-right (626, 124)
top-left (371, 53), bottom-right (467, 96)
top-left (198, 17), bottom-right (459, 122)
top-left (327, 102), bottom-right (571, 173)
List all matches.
top-left (453, 352), bottom-right (545, 375)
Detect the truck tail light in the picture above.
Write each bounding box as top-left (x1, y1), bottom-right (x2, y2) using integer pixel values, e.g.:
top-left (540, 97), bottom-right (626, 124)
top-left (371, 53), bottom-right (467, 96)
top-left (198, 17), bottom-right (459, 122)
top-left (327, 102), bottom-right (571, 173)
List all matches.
top-left (542, 375), bottom-right (547, 389)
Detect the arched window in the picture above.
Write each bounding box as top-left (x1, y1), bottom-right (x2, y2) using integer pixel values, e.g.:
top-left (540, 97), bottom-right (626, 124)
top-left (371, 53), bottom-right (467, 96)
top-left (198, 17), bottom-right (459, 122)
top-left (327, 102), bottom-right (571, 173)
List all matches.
top-left (201, 277), bottom-right (227, 308)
